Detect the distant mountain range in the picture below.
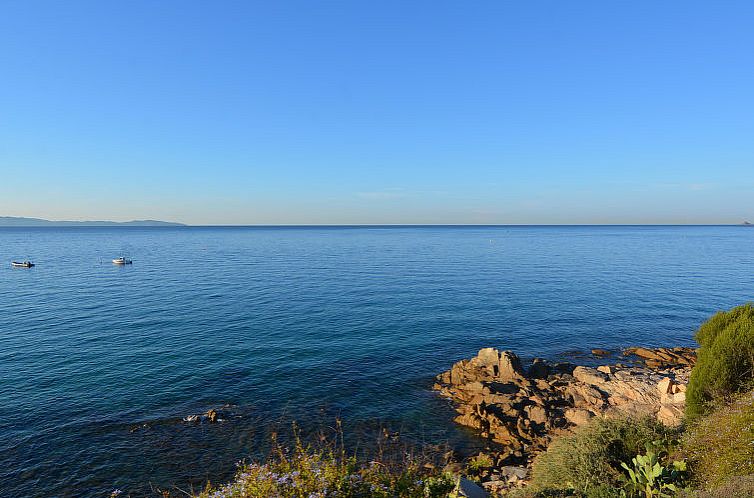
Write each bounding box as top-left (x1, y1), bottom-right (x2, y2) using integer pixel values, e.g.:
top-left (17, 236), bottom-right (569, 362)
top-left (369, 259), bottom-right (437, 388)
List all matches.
top-left (0, 216), bottom-right (185, 227)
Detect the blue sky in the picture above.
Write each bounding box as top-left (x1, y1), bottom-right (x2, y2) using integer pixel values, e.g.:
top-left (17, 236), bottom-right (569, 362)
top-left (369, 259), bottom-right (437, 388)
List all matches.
top-left (1, 1), bottom-right (753, 224)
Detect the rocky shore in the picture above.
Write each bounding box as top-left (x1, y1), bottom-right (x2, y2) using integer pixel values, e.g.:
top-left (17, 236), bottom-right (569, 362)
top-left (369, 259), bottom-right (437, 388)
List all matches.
top-left (434, 346), bottom-right (696, 493)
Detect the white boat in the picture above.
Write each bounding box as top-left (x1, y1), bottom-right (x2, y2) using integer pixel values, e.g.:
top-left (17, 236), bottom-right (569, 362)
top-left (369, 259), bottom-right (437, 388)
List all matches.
top-left (112, 257), bottom-right (133, 265)
top-left (11, 261), bottom-right (34, 268)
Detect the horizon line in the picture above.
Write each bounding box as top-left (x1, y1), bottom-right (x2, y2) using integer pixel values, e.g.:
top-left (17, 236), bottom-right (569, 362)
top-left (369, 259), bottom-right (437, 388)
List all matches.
top-left (2, 223), bottom-right (752, 228)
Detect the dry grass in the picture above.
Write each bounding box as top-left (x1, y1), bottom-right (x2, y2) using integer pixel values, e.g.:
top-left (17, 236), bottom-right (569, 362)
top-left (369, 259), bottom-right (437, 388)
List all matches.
top-left (680, 391), bottom-right (754, 489)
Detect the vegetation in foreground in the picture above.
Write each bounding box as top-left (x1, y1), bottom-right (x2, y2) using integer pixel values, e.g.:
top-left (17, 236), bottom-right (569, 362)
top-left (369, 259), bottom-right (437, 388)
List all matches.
top-left (681, 391), bottom-right (754, 489)
top-left (686, 303), bottom-right (754, 420)
top-left (196, 304), bottom-right (754, 498)
top-left (195, 425), bottom-right (459, 498)
top-left (527, 417), bottom-right (681, 495)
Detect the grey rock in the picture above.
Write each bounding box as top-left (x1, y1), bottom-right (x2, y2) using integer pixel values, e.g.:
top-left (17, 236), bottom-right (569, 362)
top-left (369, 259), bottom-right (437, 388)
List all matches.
top-left (499, 466), bottom-right (528, 479)
top-left (457, 477), bottom-right (489, 498)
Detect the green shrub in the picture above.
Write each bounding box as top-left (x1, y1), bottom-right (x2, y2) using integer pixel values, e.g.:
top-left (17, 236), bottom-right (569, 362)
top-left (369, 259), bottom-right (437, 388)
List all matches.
top-left (529, 417), bottom-right (675, 495)
top-left (686, 303), bottom-right (754, 419)
top-left (464, 453), bottom-right (494, 479)
top-left (680, 391), bottom-right (754, 489)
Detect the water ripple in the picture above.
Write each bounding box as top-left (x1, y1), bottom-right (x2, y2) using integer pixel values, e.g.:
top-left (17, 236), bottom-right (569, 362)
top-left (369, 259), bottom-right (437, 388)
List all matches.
top-left (1, 225), bottom-right (753, 496)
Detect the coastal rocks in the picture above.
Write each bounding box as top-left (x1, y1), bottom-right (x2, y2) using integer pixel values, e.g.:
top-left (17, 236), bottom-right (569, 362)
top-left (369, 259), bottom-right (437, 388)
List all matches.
top-left (182, 406), bottom-right (230, 424)
top-left (471, 348), bottom-right (525, 382)
top-left (528, 359), bottom-right (550, 379)
top-left (434, 346), bottom-right (696, 487)
top-left (591, 348), bottom-right (612, 358)
top-left (481, 466), bottom-right (529, 495)
top-left (564, 408), bottom-right (595, 426)
top-left (498, 466), bottom-right (528, 480)
top-left (623, 346), bottom-right (696, 369)
top-left (572, 366), bottom-right (608, 385)
top-left (657, 377), bottom-right (674, 394)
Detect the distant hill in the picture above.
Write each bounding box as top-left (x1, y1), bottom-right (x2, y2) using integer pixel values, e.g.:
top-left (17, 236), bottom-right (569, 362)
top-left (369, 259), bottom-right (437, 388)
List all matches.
top-left (0, 216), bottom-right (185, 227)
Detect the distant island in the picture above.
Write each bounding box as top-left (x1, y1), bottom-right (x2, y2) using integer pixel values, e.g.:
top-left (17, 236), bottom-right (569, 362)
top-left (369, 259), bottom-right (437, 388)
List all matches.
top-left (0, 216), bottom-right (185, 227)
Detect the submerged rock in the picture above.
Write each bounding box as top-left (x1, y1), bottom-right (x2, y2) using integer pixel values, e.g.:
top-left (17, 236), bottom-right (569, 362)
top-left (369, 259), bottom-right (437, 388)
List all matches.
top-left (182, 405), bottom-right (233, 425)
top-left (591, 348), bottom-right (612, 357)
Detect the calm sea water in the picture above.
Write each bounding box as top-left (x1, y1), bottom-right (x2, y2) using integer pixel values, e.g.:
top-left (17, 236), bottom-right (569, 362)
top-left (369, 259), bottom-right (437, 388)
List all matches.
top-left (1, 225), bottom-right (753, 497)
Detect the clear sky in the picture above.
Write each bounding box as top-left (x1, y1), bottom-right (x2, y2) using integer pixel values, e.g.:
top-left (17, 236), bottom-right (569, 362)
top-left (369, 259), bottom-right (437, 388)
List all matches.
top-left (1, 1), bottom-right (753, 225)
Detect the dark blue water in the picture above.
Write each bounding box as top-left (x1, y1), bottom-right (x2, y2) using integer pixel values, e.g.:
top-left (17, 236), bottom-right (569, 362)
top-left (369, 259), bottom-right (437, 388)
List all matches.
top-left (1, 226), bottom-right (753, 497)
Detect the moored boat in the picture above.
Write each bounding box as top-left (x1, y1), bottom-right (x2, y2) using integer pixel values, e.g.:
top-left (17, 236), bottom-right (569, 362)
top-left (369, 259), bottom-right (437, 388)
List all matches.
top-left (11, 261), bottom-right (34, 268)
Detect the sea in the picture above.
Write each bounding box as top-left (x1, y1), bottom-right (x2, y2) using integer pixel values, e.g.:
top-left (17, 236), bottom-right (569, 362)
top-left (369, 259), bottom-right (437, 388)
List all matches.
top-left (1, 225), bottom-right (753, 497)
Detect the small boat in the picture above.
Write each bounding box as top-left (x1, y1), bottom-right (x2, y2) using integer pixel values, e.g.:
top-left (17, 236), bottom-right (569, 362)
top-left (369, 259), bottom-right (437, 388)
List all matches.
top-left (11, 261), bottom-right (34, 268)
top-left (112, 257), bottom-right (133, 265)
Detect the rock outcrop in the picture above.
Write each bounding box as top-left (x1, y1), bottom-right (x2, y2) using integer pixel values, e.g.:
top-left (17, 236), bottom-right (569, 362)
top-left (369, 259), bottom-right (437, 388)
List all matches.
top-left (434, 346), bottom-right (696, 490)
top-left (182, 405), bottom-right (233, 424)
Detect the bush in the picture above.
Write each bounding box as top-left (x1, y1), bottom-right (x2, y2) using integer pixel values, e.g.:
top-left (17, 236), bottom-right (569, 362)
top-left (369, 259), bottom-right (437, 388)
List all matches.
top-left (686, 303), bottom-right (754, 419)
top-left (197, 450), bottom-right (456, 498)
top-left (680, 391), bottom-right (754, 489)
top-left (528, 417), bottom-right (675, 495)
top-left (196, 427), bottom-right (457, 498)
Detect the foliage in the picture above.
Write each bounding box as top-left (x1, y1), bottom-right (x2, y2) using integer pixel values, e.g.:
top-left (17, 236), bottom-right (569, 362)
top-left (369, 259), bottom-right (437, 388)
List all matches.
top-left (529, 416), bottom-right (675, 495)
top-left (619, 442), bottom-right (687, 498)
top-left (686, 303), bottom-right (754, 419)
top-left (465, 453), bottom-right (494, 477)
top-left (196, 425), bottom-right (456, 498)
top-left (679, 391), bottom-right (754, 488)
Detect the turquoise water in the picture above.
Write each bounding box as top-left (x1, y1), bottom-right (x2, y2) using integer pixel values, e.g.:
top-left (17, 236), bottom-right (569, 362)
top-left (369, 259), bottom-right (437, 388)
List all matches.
top-left (1, 225), bottom-right (753, 497)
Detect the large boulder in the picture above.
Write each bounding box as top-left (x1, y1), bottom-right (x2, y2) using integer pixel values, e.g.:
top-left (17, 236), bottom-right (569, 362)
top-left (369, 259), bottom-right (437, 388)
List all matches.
top-left (572, 366), bottom-right (608, 385)
top-left (472, 348), bottom-right (525, 381)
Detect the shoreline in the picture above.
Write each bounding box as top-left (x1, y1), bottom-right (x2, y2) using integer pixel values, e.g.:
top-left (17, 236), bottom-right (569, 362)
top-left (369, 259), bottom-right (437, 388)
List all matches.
top-left (433, 346), bottom-right (696, 494)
